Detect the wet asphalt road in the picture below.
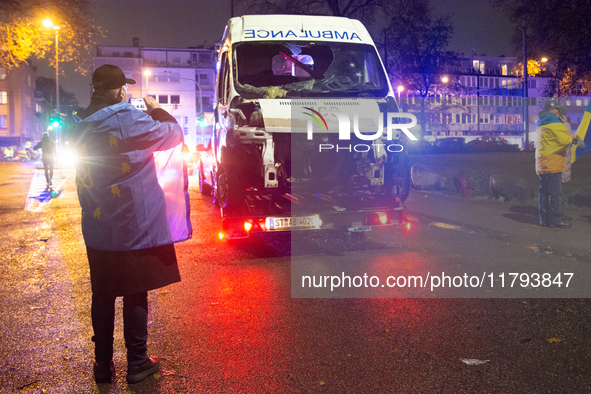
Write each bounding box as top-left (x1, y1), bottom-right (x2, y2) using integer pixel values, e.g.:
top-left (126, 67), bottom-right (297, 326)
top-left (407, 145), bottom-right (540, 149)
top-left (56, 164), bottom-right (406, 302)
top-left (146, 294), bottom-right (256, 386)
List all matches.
top-left (1, 161), bottom-right (591, 393)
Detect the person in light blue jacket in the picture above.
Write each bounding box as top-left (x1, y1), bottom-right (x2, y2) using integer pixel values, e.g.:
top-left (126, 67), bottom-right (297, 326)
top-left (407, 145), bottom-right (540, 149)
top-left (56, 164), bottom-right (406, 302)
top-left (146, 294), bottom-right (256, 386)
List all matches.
top-left (75, 65), bottom-right (191, 384)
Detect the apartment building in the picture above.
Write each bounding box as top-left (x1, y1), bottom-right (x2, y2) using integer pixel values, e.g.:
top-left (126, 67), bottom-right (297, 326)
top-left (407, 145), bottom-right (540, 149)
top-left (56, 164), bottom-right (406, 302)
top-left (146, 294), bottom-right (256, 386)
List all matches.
top-left (402, 54), bottom-right (590, 148)
top-left (0, 64), bottom-right (45, 149)
top-left (94, 39), bottom-right (216, 151)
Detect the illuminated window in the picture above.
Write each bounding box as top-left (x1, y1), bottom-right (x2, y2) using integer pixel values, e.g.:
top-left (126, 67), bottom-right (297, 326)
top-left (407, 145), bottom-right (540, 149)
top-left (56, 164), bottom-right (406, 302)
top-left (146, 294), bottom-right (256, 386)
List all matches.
top-left (0, 67), bottom-right (5, 79)
top-left (576, 99), bottom-right (582, 106)
top-left (0, 91), bottom-right (6, 104)
top-left (0, 115), bottom-right (5, 127)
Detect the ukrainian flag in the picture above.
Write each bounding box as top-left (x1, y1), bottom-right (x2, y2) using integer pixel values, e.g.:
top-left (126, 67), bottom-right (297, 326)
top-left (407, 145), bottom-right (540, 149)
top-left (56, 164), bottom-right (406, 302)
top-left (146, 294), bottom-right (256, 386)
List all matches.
top-left (572, 100), bottom-right (591, 163)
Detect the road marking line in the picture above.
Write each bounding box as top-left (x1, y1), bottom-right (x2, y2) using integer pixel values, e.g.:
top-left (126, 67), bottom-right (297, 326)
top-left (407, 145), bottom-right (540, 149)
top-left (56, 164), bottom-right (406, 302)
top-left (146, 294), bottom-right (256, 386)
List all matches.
top-left (25, 169), bottom-right (74, 212)
top-left (429, 221), bottom-right (463, 231)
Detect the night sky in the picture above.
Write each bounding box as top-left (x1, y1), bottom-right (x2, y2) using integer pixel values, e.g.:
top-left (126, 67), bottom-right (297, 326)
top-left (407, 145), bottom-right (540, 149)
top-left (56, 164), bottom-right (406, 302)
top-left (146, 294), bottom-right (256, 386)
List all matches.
top-left (34, 0), bottom-right (515, 107)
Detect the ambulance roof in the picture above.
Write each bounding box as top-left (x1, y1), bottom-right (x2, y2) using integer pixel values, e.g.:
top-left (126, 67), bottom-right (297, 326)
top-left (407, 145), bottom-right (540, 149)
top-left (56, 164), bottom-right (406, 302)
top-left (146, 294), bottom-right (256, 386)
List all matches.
top-left (224, 14), bottom-right (375, 46)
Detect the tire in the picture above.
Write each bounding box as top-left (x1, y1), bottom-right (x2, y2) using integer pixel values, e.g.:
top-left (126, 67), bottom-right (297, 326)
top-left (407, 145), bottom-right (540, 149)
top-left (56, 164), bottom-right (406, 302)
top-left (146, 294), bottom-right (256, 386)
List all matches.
top-left (388, 149), bottom-right (411, 202)
top-left (396, 150), bottom-right (411, 202)
top-left (214, 162), bottom-right (245, 213)
top-left (198, 162), bottom-right (211, 196)
top-left (215, 164), bottom-right (230, 208)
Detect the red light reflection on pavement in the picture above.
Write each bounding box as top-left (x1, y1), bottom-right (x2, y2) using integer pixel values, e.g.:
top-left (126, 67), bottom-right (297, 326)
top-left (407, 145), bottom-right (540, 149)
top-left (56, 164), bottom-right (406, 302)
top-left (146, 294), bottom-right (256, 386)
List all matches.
top-left (164, 263), bottom-right (290, 392)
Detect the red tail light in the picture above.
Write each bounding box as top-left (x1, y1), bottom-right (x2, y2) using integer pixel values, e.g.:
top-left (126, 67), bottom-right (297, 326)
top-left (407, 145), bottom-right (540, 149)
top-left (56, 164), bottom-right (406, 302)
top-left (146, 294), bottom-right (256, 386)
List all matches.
top-left (366, 212), bottom-right (390, 226)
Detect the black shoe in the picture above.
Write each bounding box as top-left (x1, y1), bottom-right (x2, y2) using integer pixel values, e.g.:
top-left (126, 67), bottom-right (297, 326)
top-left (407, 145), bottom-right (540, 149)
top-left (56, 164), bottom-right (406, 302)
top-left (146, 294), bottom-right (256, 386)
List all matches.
top-left (94, 360), bottom-right (115, 384)
top-left (126, 357), bottom-right (160, 384)
top-left (550, 221), bottom-right (572, 228)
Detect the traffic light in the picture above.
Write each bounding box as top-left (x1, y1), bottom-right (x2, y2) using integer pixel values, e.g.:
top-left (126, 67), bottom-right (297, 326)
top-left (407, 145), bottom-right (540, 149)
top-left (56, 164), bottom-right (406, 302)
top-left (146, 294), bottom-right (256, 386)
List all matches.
top-left (198, 115), bottom-right (206, 127)
top-left (50, 116), bottom-right (61, 128)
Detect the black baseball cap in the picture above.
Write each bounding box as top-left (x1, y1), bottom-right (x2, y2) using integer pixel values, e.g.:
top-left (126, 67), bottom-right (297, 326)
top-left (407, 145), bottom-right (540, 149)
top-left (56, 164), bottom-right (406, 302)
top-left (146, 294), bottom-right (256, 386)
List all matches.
top-left (92, 64), bottom-right (136, 90)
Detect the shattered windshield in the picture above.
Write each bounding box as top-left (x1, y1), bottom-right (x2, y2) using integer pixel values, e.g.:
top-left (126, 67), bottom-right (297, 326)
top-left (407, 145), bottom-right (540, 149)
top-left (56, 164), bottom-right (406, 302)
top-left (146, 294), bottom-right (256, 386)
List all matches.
top-left (234, 41), bottom-right (390, 98)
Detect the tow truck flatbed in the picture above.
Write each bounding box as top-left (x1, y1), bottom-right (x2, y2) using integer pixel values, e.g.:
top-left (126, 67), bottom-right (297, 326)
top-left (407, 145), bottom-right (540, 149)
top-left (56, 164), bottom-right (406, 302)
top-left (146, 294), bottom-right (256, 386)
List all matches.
top-left (221, 189), bottom-right (407, 239)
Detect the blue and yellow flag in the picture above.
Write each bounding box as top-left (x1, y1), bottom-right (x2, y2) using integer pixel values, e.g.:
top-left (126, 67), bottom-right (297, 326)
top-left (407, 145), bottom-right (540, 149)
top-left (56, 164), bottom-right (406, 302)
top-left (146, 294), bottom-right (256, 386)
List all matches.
top-left (572, 100), bottom-right (591, 163)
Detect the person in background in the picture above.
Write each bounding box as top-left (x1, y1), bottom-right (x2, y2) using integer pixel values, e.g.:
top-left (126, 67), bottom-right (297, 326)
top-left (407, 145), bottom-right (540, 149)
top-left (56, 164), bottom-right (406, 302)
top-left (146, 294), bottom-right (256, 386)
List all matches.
top-left (75, 64), bottom-right (187, 384)
top-left (34, 132), bottom-right (56, 189)
top-left (535, 100), bottom-right (584, 227)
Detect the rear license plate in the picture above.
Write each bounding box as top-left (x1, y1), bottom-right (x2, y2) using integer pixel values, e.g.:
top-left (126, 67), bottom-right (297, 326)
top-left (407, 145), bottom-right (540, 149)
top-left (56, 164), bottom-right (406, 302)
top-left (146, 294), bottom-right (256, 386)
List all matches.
top-left (266, 215), bottom-right (321, 230)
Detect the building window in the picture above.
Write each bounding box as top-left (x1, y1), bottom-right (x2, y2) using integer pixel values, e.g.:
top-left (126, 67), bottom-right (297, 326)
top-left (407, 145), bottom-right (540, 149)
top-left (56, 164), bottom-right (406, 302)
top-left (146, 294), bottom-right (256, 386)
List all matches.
top-left (576, 99), bottom-right (582, 106)
top-left (0, 91), bottom-right (7, 104)
top-left (202, 96), bottom-right (211, 106)
top-left (0, 115), bottom-right (5, 128)
top-left (158, 95), bottom-right (168, 104)
top-left (199, 73), bottom-right (209, 84)
top-left (199, 53), bottom-right (212, 64)
top-left (566, 99), bottom-right (571, 106)
top-left (0, 67), bottom-right (5, 79)
top-left (456, 114), bottom-right (460, 123)
top-left (171, 95), bottom-right (180, 104)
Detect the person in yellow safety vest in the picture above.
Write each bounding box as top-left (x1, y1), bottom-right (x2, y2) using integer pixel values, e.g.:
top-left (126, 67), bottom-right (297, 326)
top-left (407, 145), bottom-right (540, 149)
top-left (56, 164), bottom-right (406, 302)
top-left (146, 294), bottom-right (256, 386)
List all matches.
top-left (535, 100), bottom-right (585, 227)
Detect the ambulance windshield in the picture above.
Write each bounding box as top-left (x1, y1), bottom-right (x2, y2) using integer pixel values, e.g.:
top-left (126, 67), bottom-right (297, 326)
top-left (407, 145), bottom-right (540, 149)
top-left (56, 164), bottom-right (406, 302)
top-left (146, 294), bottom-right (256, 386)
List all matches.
top-left (234, 42), bottom-right (390, 98)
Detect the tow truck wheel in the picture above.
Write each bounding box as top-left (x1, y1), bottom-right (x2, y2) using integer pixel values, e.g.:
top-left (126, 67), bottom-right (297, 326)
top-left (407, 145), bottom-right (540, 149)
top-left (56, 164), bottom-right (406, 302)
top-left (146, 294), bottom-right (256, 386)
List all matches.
top-left (216, 165), bottom-right (231, 208)
top-left (198, 162), bottom-right (211, 196)
top-left (388, 149), bottom-right (411, 203)
top-left (397, 151), bottom-right (411, 202)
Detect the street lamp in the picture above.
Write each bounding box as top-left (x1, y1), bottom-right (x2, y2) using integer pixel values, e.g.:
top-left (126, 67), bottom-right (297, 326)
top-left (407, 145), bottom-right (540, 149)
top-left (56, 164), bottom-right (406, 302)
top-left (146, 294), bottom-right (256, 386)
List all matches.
top-left (397, 85), bottom-right (404, 99)
top-left (144, 70), bottom-right (151, 95)
top-left (522, 28), bottom-right (529, 151)
top-left (43, 19), bottom-right (60, 152)
top-left (441, 76), bottom-right (449, 84)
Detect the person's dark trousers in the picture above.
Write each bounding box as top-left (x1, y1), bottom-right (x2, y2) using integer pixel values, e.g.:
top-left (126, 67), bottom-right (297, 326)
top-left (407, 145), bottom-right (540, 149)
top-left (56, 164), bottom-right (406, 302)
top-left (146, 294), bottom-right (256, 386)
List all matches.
top-left (91, 291), bottom-right (148, 368)
top-left (43, 159), bottom-right (54, 186)
top-left (538, 172), bottom-right (563, 225)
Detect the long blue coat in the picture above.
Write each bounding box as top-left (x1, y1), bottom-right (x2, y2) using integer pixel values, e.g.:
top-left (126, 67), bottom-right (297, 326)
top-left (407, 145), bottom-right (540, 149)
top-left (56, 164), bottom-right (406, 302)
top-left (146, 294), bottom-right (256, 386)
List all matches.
top-left (75, 102), bottom-right (191, 251)
top-left (75, 96), bottom-right (191, 296)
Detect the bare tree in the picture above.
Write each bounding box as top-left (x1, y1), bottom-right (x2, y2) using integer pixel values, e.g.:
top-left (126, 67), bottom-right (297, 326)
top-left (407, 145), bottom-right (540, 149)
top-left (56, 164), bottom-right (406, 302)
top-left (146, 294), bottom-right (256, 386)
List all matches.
top-left (237, 0), bottom-right (383, 18)
top-left (495, 0), bottom-right (591, 96)
top-left (382, 0), bottom-right (458, 139)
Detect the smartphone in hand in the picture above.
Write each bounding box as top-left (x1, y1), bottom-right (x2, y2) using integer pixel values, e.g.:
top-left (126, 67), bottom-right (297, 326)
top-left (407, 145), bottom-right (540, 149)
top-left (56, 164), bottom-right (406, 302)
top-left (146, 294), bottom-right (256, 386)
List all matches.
top-left (129, 98), bottom-right (147, 111)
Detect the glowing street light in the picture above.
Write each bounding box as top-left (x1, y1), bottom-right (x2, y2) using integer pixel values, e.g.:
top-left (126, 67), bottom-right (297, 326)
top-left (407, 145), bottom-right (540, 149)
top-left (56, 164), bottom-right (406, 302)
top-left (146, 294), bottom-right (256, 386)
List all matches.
top-left (42, 19), bottom-right (61, 152)
top-left (144, 70), bottom-right (151, 95)
top-left (441, 76), bottom-right (449, 83)
top-left (397, 85), bottom-right (404, 100)
top-left (541, 57), bottom-right (548, 63)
